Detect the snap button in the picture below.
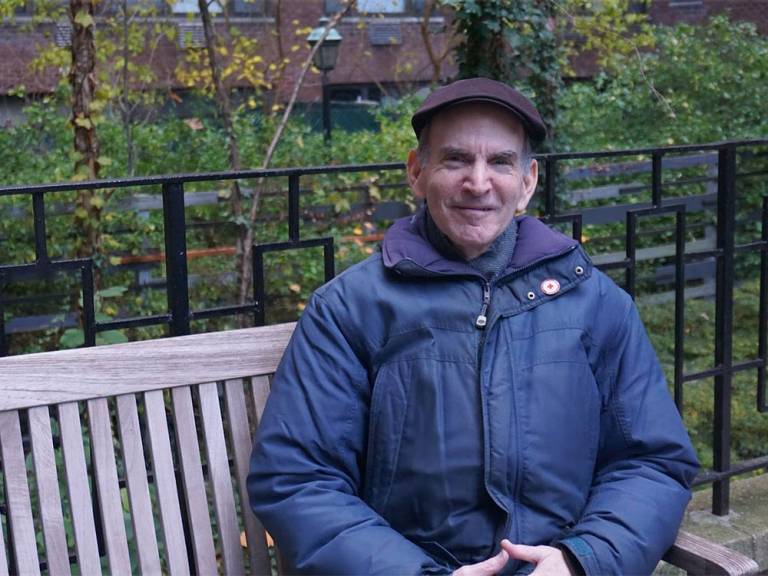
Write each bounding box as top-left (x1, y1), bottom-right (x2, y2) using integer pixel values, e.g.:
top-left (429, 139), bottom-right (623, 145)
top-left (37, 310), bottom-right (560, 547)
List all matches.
top-left (575, 265), bottom-right (584, 275)
top-left (527, 291), bottom-right (536, 300)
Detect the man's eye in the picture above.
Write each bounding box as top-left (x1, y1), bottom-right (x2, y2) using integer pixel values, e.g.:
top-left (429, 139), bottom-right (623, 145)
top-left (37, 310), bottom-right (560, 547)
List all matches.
top-left (491, 157), bottom-right (513, 166)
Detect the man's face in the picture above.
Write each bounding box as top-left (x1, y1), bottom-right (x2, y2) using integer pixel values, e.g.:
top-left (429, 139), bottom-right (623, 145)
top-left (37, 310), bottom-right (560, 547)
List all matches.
top-left (407, 102), bottom-right (538, 260)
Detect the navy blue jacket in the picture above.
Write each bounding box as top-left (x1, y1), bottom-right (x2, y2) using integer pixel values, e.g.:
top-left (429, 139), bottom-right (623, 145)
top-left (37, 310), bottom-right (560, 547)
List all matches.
top-left (248, 213), bottom-right (699, 575)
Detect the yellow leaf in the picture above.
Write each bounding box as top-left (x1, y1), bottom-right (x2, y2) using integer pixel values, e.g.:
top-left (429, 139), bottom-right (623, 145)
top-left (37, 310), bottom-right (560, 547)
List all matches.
top-left (184, 117), bottom-right (204, 130)
top-left (97, 155), bottom-right (112, 166)
top-left (74, 207), bottom-right (88, 219)
top-left (353, 226), bottom-right (363, 236)
top-left (74, 116), bottom-right (92, 129)
top-left (109, 256), bottom-right (122, 266)
top-left (289, 283), bottom-right (301, 294)
top-left (74, 10), bottom-right (94, 28)
top-left (90, 195), bottom-right (105, 209)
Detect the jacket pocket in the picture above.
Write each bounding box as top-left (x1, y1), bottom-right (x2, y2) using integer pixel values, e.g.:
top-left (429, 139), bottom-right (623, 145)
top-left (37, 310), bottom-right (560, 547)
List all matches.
top-left (363, 361), bottom-right (409, 515)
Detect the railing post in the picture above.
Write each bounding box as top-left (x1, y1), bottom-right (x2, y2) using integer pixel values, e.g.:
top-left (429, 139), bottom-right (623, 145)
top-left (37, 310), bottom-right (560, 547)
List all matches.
top-left (162, 182), bottom-right (191, 337)
top-left (713, 145), bottom-right (737, 515)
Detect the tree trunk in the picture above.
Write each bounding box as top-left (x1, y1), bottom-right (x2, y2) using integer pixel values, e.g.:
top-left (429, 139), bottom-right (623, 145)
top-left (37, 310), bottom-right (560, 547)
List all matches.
top-left (70, 0), bottom-right (102, 265)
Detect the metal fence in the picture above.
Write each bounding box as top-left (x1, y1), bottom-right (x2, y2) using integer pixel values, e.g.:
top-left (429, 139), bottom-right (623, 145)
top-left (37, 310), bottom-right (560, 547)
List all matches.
top-left (1, 139), bottom-right (768, 516)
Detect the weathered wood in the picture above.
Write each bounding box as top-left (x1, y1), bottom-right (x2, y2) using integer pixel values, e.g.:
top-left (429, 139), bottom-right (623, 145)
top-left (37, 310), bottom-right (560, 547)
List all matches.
top-left (0, 411), bottom-right (41, 576)
top-left (250, 375), bottom-right (271, 430)
top-left (664, 530), bottom-right (759, 576)
top-left (87, 398), bottom-right (131, 573)
top-left (28, 405), bottom-right (70, 576)
top-left (144, 390), bottom-right (190, 575)
top-left (224, 379), bottom-right (272, 574)
top-left (115, 394), bottom-right (162, 575)
top-left (199, 382), bottom-right (245, 575)
top-left (0, 323), bottom-right (295, 410)
top-left (170, 386), bottom-right (218, 575)
top-left (57, 402), bottom-right (101, 574)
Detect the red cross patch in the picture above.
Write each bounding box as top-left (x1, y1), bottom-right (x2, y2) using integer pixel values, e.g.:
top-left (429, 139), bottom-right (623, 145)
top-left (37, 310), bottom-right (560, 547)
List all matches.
top-left (540, 279), bottom-right (561, 296)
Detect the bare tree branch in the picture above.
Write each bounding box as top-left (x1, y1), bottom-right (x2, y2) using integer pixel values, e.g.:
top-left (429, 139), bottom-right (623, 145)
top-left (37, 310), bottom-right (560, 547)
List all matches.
top-left (237, 0), bottom-right (355, 305)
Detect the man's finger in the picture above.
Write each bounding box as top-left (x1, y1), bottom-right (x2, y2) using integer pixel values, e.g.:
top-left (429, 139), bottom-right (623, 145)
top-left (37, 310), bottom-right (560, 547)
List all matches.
top-left (454, 548), bottom-right (509, 575)
top-left (500, 540), bottom-right (549, 564)
top-left (476, 548), bottom-right (510, 574)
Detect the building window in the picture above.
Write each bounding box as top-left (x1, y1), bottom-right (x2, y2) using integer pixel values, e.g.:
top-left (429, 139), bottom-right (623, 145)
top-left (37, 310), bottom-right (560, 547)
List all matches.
top-left (171, 0), bottom-right (222, 14)
top-left (231, 0), bottom-right (263, 15)
top-left (325, 0), bottom-right (424, 15)
top-left (669, 0), bottom-right (704, 8)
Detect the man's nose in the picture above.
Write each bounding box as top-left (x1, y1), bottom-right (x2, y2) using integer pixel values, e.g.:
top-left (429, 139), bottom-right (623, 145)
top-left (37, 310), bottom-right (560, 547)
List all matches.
top-left (464, 161), bottom-right (491, 195)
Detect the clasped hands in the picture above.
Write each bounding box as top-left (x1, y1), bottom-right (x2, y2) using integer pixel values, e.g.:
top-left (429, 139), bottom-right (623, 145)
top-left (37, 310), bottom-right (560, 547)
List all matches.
top-left (453, 540), bottom-right (572, 576)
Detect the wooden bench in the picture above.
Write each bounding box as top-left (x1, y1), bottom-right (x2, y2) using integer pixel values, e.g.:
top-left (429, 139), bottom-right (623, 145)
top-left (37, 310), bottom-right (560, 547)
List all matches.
top-left (0, 323), bottom-right (759, 575)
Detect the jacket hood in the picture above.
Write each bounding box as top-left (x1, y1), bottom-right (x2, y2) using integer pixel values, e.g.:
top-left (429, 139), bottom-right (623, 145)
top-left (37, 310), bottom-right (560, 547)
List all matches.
top-left (382, 211), bottom-right (579, 277)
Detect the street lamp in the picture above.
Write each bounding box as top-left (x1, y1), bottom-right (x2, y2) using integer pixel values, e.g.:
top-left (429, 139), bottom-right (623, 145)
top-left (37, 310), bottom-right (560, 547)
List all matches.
top-left (306, 17), bottom-right (342, 145)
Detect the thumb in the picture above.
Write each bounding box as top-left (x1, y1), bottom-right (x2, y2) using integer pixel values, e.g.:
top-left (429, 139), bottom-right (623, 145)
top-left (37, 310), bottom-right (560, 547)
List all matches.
top-left (457, 548), bottom-right (509, 576)
top-left (500, 540), bottom-right (548, 564)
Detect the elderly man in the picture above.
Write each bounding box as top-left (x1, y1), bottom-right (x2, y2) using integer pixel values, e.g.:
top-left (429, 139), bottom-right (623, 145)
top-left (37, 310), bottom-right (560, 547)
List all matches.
top-left (248, 78), bottom-right (699, 575)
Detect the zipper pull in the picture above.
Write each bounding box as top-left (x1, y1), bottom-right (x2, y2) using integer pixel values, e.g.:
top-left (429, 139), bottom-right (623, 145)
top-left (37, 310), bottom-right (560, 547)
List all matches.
top-left (476, 283), bottom-right (491, 329)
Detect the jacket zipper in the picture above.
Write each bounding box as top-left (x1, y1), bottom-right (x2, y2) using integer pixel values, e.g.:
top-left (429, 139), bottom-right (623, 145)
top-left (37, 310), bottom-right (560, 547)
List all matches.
top-left (475, 281), bottom-right (491, 329)
top-left (473, 242), bottom-right (582, 546)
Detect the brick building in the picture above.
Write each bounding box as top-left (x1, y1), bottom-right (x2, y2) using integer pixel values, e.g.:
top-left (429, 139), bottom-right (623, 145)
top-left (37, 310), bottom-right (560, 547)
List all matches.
top-left (0, 0), bottom-right (766, 123)
top-left (0, 0), bottom-right (455, 123)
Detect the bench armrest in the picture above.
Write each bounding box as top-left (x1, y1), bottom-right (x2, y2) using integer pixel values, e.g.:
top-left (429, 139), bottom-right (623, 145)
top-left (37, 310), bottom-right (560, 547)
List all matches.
top-left (662, 530), bottom-right (760, 575)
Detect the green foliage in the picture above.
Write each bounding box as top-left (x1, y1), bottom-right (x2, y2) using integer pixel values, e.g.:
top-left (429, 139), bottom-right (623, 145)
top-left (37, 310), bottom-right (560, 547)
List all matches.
top-left (564, 0), bottom-right (655, 73)
top-left (561, 15), bottom-right (768, 150)
top-left (443, 0), bottom-right (564, 143)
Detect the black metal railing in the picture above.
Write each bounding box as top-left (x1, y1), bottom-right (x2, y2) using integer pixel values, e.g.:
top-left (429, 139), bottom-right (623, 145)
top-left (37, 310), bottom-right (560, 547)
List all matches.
top-left (1, 139), bottom-right (767, 516)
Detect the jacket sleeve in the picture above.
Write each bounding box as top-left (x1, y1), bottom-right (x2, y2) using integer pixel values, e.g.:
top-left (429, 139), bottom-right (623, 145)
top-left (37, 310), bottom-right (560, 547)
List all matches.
top-left (557, 284), bottom-right (700, 575)
top-left (247, 293), bottom-right (452, 575)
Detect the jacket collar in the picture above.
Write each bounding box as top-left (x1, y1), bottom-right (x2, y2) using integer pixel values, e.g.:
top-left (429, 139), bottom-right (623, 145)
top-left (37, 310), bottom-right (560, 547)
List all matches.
top-left (382, 210), bottom-right (579, 278)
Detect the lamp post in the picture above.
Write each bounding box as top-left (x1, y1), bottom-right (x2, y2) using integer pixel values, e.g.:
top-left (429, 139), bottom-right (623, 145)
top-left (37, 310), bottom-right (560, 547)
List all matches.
top-left (306, 18), bottom-right (342, 146)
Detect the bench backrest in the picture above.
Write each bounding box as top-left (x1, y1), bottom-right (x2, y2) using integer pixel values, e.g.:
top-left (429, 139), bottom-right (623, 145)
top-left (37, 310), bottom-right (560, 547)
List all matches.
top-left (0, 322), bottom-right (295, 576)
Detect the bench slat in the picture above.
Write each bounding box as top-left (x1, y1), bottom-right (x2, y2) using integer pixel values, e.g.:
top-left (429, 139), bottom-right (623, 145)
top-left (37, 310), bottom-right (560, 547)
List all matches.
top-left (88, 398), bottom-right (131, 573)
top-left (0, 323), bottom-right (295, 411)
top-left (225, 378), bottom-right (271, 575)
top-left (28, 406), bottom-right (71, 576)
top-left (115, 394), bottom-right (162, 574)
top-left (250, 375), bottom-right (271, 429)
top-left (0, 411), bottom-right (41, 576)
top-left (57, 402), bottom-right (101, 575)
top-left (170, 386), bottom-right (218, 575)
top-left (144, 390), bottom-right (190, 575)
top-left (199, 382), bottom-right (245, 575)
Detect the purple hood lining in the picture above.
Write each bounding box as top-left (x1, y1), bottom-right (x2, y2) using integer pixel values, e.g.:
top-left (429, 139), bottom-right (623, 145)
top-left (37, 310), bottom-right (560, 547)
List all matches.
top-left (381, 211), bottom-right (579, 277)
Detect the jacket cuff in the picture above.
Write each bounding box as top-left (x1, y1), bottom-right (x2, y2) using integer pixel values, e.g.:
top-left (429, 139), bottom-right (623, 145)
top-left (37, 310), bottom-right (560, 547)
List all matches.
top-left (557, 536), bottom-right (597, 576)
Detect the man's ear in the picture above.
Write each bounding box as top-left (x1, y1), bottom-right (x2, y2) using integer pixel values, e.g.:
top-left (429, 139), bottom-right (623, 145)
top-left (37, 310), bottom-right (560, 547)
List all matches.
top-left (406, 149), bottom-right (425, 199)
top-left (516, 158), bottom-right (539, 213)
